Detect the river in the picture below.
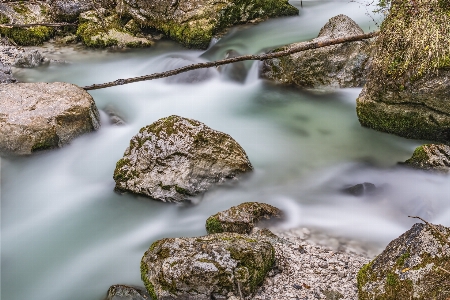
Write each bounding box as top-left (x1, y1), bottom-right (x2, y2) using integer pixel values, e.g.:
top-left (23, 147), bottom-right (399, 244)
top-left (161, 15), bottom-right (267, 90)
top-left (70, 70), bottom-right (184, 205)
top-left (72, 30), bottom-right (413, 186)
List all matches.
top-left (2, 1), bottom-right (449, 300)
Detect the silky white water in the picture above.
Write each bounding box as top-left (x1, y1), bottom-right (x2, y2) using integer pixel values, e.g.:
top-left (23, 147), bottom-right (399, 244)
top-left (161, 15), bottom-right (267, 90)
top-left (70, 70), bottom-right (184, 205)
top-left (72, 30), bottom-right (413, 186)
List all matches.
top-left (2, 1), bottom-right (449, 300)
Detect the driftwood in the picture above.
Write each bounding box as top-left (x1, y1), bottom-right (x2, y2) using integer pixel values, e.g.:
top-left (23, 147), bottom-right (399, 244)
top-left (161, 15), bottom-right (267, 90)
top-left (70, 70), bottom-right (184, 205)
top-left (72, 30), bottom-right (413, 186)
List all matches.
top-left (0, 23), bottom-right (77, 28)
top-left (82, 31), bottom-right (378, 91)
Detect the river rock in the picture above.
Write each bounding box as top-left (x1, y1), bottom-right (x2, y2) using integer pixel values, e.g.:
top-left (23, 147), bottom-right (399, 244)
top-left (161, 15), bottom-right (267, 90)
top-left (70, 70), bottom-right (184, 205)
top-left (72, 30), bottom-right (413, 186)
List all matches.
top-left (402, 144), bottom-right (450, 173)
top-left (261, 14), bottom-right (373, 89)
top-left (357, 222), bottom-right (450, 299)
top-left (48, 0), bottom-right (93, 22)
top-left (113, 115), bottom-right (253, 203)
top-left (206, 202), bottom-right (283, 234)
top-left (117, 0), bottom-right (298, 49)
top-left (0, 82), bottom-right (100, 155)
top-left (0, 61), bottom-right (16, 83)
top-left (356, 0), bottom-right (450, 143)
top-left (140, 232), bottom-right (275, 299)
top-left (105, 284), bottom-right (150, 300)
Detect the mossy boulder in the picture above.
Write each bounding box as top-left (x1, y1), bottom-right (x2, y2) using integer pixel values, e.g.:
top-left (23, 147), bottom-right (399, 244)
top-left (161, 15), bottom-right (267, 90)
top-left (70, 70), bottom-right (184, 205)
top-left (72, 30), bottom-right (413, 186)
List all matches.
top-left (0, 1), bottom-right (54, 45)
top-left (118, 0), bottom-right (298, 49)
top-left (105, 284), bottom-right (149, 300)
top-left (356, 0), bottom-right (450, 142)
top-left (141, 232), bottom-right (275, 300)
top-left (206, 202), bottom-right (283, 234)
top-left (402, 144), bottom-right (450, 173)
top-left (113, 115), bottom-right (253, 203)
top-left (261, 14), bottom-right (374, 89)
top-left (0, 82), bottom-right (100, 155)
top-left (77, 9), bottom-right (154, 48)
top-left (357, 223), bottom-right (450, 299)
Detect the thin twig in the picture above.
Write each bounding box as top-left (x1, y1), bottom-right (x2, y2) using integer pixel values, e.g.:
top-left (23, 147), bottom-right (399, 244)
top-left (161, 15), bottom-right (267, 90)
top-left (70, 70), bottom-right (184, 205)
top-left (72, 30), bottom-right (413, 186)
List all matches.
top-left (82, 31), bottom-right (378, 91)
top-left (437, 266), bottom-right (450, 275)
top-left (408, 216), bottom-right (449, 244)
top-left (0, 23), bottom-right (77, 28)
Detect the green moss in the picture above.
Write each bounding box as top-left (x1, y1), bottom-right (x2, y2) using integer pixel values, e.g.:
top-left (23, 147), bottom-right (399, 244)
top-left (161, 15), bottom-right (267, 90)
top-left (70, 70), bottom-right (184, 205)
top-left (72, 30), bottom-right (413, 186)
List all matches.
top-left (357, 260), bottom-right (374, 295)
top-left (113, 158), bottom-right (131, 182)
top-left (13, 3), bottom-right (29, 15)
top-left (0, 14), bottom-right (10, 24)
top-left (140, 259), bottom-right (157, 300)
top-left (396, 252), bottom-right (410, 267)
top-left (0, 26), bottom-right (53, 46)
top-left (205, 216), bottom-right (224, 234)
top-left (386, 272), bottom-right (397, 286)
top-left (31, 140), bottom-right (55, 152)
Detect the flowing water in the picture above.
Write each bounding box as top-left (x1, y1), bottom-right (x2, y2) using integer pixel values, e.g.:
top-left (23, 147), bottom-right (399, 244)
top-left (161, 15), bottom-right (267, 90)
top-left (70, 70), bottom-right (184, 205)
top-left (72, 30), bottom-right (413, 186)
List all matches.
top-left (2, 1), bottom-right (450, 300)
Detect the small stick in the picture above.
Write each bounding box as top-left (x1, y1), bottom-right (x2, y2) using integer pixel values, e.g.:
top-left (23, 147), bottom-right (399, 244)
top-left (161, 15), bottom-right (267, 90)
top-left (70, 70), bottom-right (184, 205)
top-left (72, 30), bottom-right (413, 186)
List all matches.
top-left (437, 266), bottom-right (450, 275)
top-left (408, 216), bottom-right (449, 244)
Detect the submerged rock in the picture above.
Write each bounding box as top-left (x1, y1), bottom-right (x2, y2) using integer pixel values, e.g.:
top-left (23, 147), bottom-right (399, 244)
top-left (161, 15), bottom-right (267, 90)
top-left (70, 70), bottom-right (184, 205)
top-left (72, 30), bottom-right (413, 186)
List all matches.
top-left (0, 82), bottom-right (100, 155)
top-left (118, 0), bottom-right (298, 49)
top-left (402, 144), bottom-right (450, 173)
top-left (206, 202), bottom-right (283, 234)
top-left (105, 284), bottom-right (149, 300)
top-left (342, 182), bottom-right (378, 197)
top-left (140, 233), bottom-right (275, 299)
top-left (262, 14), bottom-right (373, 89)
top-left (356, 0), bottom-right (450, 143)
top-left (357, 223), bottom-right (450, 299)
top-left (113, 115), bottom-right (253, 203)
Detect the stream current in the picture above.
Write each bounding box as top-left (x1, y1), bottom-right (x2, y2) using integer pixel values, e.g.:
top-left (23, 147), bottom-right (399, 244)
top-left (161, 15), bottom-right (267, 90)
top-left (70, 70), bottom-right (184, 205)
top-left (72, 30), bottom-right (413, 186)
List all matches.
top-left (2, 1), bottom-right (449, 300)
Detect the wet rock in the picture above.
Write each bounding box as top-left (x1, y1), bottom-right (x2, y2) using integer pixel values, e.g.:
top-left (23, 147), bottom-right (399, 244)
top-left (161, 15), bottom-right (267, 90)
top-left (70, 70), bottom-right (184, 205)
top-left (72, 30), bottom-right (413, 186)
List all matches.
top-left (0, 61), bottom-right (16, 83)
top-left (356, 0), bottom-right (450, 143)
top-left (105, 284), bottom-right (149, 300)
top-left (77, 9), bottom-right (154, 48)
top-left (0, 38), bottom-right (46, 68)
top-left (14, 49), bottom-right (44, 67)
top-left (113, 115), bottom-right (253, 203)
top-left (0, 82), bottom-right (100, 155)
top-left (402, 144), bottom-right (450, 173)
top-left (140, 232), bottom-right (275, 300)
top-left (357, 223), bottom-right (450, 299)
top-left (206, 202), bottom-right (283, 234)
top-left (342, 182), bottom-right (377, 197)
top-left (118, 0), bottom-right (298, 49)
top-left (262, 14), bottom-right (373, 89)
top-left (217, 50), bottom-right (247, 83)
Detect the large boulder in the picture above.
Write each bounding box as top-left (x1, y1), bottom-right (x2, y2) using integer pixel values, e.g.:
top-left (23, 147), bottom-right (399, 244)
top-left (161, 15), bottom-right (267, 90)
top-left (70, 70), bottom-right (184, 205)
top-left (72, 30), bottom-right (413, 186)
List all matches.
top-left (206, 202), bottom-right (283, 234)
top-left (261, 14), bottom-right (373, 88)
top-left (117, 0), bottom-right (298, 49)
top-left (357, 223), bottom-right (450, 299)
top-left (140, 233), bottom-right (275, 299)
top-left (48, 0), bottom-right (94, 22)
top-left (402, 144), bottom-right (450, 173)
top-left (356, 0), bottom-right (450, 143)
top-left (113, 115), bottom-right (253, 203)
top-left (0, 82), bottom-right (100, 155)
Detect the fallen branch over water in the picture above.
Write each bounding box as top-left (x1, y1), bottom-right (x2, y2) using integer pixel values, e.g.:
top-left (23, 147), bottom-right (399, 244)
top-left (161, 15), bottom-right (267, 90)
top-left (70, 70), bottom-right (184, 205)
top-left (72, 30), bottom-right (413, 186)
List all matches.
top-left (408, 215), bottom-right (449, 245)
top-left (0, 23), bottom-right (77, 28)
top-left (82, 31), bottom-right (378, 91)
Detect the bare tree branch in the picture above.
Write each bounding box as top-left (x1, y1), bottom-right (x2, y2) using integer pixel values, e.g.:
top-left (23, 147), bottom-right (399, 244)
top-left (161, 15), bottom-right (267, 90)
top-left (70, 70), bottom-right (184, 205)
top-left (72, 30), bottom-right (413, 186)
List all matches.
top-left (0, 22), bottom-right (77, 28)
top-left (408, 215), bottom-right (449, 245)
top-left (82, 31), bottom-right (379, 91)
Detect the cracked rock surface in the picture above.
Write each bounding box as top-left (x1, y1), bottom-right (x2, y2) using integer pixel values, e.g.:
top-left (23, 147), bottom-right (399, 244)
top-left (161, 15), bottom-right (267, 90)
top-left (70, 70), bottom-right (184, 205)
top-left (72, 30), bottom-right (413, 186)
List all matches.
top-left (403, 144), bottom-right (450, 173)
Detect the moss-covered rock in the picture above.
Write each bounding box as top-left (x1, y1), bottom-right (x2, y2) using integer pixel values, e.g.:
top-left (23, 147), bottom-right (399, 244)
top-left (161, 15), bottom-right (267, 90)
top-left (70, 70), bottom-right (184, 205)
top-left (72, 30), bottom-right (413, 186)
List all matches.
top-left (402, 144), bottom-right (450, 173)
top-left (356, 0), bottom-right (450, 143)
top-left (140, 232), bottom-right (275, 299)
top-left (357, 223), bottom-right (450, 299)
top-left (261, 14), bottom-right (374, 89)
top-left (105, 284), bottom-right (149, 300)
top-left (77, 9), bottom-right (154, 48)
top-left (119, 0), bottom-right (298, 49)
top-left (206, 202), bottom-right (283, 234)
top-left (113, 115), bottom-right (253, 203)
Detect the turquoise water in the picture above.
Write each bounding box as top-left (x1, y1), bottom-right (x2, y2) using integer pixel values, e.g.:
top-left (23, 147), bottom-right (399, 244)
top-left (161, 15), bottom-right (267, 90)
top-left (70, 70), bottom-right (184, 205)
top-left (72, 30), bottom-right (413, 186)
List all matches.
top-left (2, 1), bottom-right (449, 300)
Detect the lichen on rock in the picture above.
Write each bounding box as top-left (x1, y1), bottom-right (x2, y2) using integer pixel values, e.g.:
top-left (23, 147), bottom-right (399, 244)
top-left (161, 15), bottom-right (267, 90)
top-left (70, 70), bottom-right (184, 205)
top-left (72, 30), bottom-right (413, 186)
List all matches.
top-left (140, 232), bottom-right (275, 299)
top-left (357, 223), bottom-right (450, 299)
top-left (261, 14), bottom-right (374, 89)
top-left (206, 202), bottom-right (283, 234)
top-left (105, 284), bottom-right (149, 300)
top-left (113, 115), bottom-right (253, 203)
top-left (356, 0), bottom-right (450, 142)
top-left (402, 144), bottom-right (450, 173)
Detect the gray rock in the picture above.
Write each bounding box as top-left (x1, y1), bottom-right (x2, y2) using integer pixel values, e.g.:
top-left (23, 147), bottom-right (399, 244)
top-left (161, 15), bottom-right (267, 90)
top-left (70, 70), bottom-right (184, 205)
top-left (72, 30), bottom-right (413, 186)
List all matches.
top-left (48, 0), bottom-right (93, 22)
top-left (356, 0), bottom-right (450, 143)
top-left (140, 232), bottom-right (275, 299)
top-left (206, 202), bottom-right (283, 234)
top-left (13, 49), bottom-right (44, 67)
top-left (262, 14), bottom-right (373, 88)
top-left (105, 284), bottom-right (150, 300)
top-left (402, 144), bottom-right (450, 173)
top-left (357, 223), bottom-right (450, 299)
top-left (118, 0), bottom-right (298, 49)
top-left (113, 115), bottom-right (253, 203)
top-left (0, 82), bottom-right (100, 155)
top-left (342, 182), bottom-right (377, 197)
top-left (0, 61), bottom-right (17, 83)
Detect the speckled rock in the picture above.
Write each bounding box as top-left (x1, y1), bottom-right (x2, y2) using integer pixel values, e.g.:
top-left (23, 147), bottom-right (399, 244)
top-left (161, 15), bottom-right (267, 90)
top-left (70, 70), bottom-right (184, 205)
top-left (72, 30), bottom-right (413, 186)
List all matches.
top-left (0, 61), bottom-right (16, 83)
top-left (105, 284), bottom-right (150, 300)
top-left (402, 144), bottom-right (450, 173)
top-left (48, 0), bottom-right (93, 22)
top-left (113, 115), bottom-right (253, 203)
top-left (140, 232), bottom-right (275, 300)
top-left (357, 223), bottom-right (450, 299)
top-left (261, 14), bottom-right (373, 88)
top-left (118, 0), bottom-right (298, 49)
top-left (206, 202), bottom-right (283, 234)
top-left (0, 82), bottom-right (100, 155)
